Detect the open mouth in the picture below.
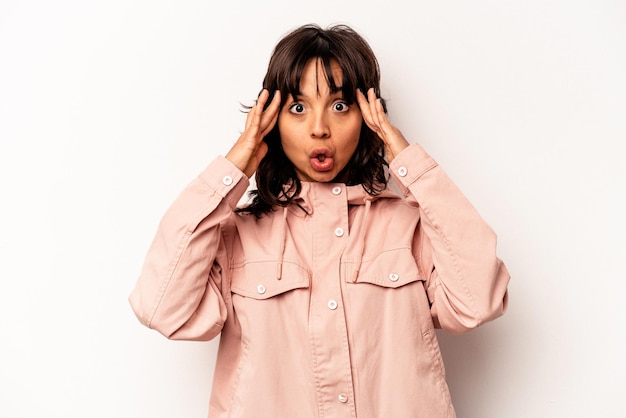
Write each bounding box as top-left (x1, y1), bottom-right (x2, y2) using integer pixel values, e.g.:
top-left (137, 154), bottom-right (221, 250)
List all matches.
top-left (310, 149), bottom-right (334, 172)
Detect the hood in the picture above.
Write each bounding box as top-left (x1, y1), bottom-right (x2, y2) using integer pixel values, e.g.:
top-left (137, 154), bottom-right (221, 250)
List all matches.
top-left (274, 181), bottom-right (403, 282)
top-left (287, 181), bottom-right (403, 217)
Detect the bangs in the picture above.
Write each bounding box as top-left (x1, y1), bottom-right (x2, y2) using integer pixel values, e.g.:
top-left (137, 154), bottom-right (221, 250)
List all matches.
top-left (263, 26), bottom-right (370, 106)
top-left (282, 55), bottom-right (355, 104)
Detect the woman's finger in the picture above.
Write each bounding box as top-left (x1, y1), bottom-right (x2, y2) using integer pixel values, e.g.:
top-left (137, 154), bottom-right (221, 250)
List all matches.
top-left (367, 88), bottom-right (384, 132)
top-left (246, 89), bottom-right (269, 131)
top-left (259, 90), bottom-right (281, 136)
top-left (358, 88), bottom-right (386, 140)
top-left (357, 89), bottom-right (378, 132)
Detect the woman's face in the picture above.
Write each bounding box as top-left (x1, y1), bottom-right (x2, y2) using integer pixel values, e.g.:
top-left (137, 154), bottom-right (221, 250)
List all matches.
top-left (278, 58), bottom-right (362, 183)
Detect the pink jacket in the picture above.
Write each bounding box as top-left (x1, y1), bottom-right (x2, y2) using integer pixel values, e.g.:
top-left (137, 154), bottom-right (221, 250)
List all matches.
top-left (129, 143), bottom-right (509, 418)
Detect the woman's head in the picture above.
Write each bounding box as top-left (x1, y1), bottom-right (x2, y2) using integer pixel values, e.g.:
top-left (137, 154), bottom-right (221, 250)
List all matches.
top-left (241, 24), bottom-right (389, 216)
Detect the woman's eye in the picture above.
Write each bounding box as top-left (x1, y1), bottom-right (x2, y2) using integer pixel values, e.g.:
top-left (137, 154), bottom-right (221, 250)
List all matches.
top-left (333, 102), bottom-right (349, 112)
top-left (289, 103), bottom-right (305, 114)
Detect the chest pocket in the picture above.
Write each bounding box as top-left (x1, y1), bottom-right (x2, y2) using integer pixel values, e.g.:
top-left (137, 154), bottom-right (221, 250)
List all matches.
top-left (230, 260), bottom-right (311, 299)
top-left (343, 247), bottom-right (422, 288)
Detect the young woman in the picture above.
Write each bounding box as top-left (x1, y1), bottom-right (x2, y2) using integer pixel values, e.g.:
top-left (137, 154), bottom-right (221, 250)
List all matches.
top-left (129, 23), bottom-right (510, 418)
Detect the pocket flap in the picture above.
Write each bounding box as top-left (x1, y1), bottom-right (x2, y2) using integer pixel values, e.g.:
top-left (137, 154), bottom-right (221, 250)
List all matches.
top-left (230, 260), bottom-right (310, 299)
top-left (343, 247), bottom-right (421, 288)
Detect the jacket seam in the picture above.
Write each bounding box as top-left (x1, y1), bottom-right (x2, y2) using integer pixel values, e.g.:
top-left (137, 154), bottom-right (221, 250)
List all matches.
top-left (147, 229), bottom-right (193, 328)
top-left (148, 194), bottom-right (224, 329)
top-left (420, 204), bottom-right (482, 326)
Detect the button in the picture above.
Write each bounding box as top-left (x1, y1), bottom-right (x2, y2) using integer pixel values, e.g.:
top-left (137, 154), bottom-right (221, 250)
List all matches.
top-left (222, 175), bottom-right (233, 186)
top-left (398, 166), bottom-right (408, 177)
top-left (389, 273), bottom-right (399, 282)
top-left (332, 186), bottom-right (342, 195)
top-left (334, 227), bottom-right (344, 237)
top-left (257, 284), bottom-right (266, 294)
top-left (338, 393), bottom-right (348, 403)
top-left (327, 300), bottom-right (338, 310)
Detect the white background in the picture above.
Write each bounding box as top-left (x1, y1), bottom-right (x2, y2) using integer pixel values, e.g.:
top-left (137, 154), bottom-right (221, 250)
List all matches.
top-left (1, 1), bottom-right (625, 417)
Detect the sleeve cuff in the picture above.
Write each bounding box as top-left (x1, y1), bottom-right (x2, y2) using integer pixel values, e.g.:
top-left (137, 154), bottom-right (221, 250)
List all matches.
top-left (198, 156), bottom-right (250, 209)
top-left (389, 143), bottom-right (438, 194)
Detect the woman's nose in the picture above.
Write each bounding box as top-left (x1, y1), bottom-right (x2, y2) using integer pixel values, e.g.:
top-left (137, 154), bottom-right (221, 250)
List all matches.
top-left (310, 112), bottom-right (330, 139)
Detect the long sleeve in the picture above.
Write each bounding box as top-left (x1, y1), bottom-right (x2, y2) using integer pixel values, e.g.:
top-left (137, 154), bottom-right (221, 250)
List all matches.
top-left (129, 156), bottom-right (249, 341)
top-left (390, 143), bottom-right (510, 334)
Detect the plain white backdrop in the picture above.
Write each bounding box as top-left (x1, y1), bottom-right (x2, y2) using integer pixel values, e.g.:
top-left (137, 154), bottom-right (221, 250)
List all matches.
top-left (1, 0), bottom-right (625, 417)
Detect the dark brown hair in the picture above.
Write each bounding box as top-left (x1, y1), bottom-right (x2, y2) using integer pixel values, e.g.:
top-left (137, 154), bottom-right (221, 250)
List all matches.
top-left (238, 24), bottom-right (389, 217)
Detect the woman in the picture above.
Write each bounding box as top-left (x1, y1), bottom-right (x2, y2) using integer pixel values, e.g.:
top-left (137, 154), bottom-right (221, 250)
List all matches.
top-left (129, 23), bottom-right (510, 418)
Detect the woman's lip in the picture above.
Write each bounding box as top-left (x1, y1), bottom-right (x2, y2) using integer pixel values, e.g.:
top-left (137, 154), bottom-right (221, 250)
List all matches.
top-left (309, 147), bottom-right (333, 158)
top-left (310, 155), bottom-right (334, 171)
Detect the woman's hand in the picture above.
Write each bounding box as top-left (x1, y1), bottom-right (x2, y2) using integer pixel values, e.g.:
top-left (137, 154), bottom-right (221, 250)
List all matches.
top-left (226, 89), bottom-right (281, 178)
top-left (357, 88), bottom-right (409, 163)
